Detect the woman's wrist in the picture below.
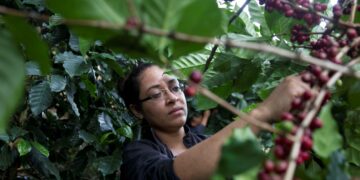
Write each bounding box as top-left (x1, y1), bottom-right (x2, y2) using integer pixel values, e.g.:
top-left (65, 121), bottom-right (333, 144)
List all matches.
top-left (249, 105), bottom-right (272, 123)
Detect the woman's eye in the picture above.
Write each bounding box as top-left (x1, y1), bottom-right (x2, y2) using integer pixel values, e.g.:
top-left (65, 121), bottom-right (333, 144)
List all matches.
top-left (171, 86), bottom-right (180, 92)
top-left (150, 93), bottom-right (162, 99)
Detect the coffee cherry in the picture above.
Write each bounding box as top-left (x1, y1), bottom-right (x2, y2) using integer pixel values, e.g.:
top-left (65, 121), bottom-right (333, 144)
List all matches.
top-left (301, 72), bottom-right (313, 84)
top-left (264, 160), bottom-right (275, 173)
top-left (319, 72), bottom-right (329, 85)
top-left (310, 117), bottom-right (323, 130)
top-left (291, 97), bottom-right (303, 110)
top-left (275, 161), bottom-right (288, 174)
top-left (297, 112), bottom-right (307, 122)
top-left (189, 71), bottom-right (202, 84)
top-left (281, 112), bottom-right (294, 121)
top-left (347, 28), bottom-right (358, 40)
top-left (309, 65), bottom-right (322, 77)
top-left (302, 90), bottom-right (313, 100)
top-left (300, 151), bottom-right (311, 161)
top-left (258, 171), bottom-right (271, 180)
top-left (301, 135), bottom-right (313, 150)
top-left (184, 86), bottom-right (196, 97)
top-left (274, 145), bottom-right (287, 159)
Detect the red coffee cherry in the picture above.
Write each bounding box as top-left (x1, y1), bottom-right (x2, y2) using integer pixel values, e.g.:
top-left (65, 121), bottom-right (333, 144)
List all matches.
top-left (310, 117), bottom-right (323, 130)
top-left (189, 71), bottom-right (202, 84)
top-left (264, 160), bottom-right (275, 173)
top-left (301, 135), bottom-right (313, 151)
top-left (347, 28), bottom-right (358, 40)
top-left (291, 97), bottom-right (303, 110)
top-left (274, 145), bottom-right (287, 159)
top-left (184, 86), bottom-right (196, 97)
top-left (302, 90), bottom-right (313, 100)
top-left (275, 161), bottom-right (288, 174)
top-left (281, 112), bottom-right (294, 121)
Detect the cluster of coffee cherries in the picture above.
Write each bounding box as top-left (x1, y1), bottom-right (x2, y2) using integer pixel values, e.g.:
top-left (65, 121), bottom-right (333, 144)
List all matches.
top-left (258, 63), bottom-right (335, 180)
top-left (184, 71), bottom-right (202, 97)
top-left (259, 0), bottom-right (326, 26)
top-left (290, 25), bottom-right (310, 44)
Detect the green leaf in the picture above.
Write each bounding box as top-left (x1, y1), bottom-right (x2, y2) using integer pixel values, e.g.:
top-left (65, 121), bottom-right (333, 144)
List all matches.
top-left (227, 10), bottom-right (257, 36)
top-left (98, 112), bottom-right (115, 132)
top-left (344, 110), bottom-right (360, 151)
top-left (265, 10), bottom-right (299, 36)
top-left (195, 82), bottom-right (233, 110)
top-left (91, 52), bottom-right (124, 76)
top-left (117, 125), bottom-right (133, 139)
top-left (141, 0), bottom-right (225, 58)
top-left (9, 126), bottom-right (28, 141)
top-left (347, 81), bottom-right (360, 109)
top-left (172, 0), bottom-right (226, 57)
top-left (66, 82), bottom-right (80, 117)
top-left (79, 130), bottom-right (97, 144)
top-left (4, 16), bottom-right (51, 75)
top-left (346, 147), bottom-right (360, 166)
top-left (326, 151), bottom-right (350, 180)
top-left (16, 138), bottom-right (32, 156)
top-left (171, 53), bottom-right (208, 77)
top-left (313, 104), bottom-right (343, 158)
top-left (94, 153), bottom-right (122, 176)
top-left (0, 145), bottom-right (16, 170)
top-left (31, 141), bottom-right (50, 158)
top-left (0, 29), bottom-right (25, 133)
top-left (55, 52), bottom-right (91, 77)
top-left (46, 0), bottom-right (128, 40)
top-left (248, 0), bottom-right (271, 37)
top-left (50, 75), bottom-right (67, 92)
top-left (29, 81), bottom-right (53, 116)
top-left (28, 148), bottom-right (60, 180)
top-left (216, 127), bottom-right (265, 176)
top-left (26, 62), bottom-right (41, 76)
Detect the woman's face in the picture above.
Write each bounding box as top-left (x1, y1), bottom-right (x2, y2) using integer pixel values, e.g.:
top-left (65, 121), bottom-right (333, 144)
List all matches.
top-left (137, 66), bottom-right (188, 132)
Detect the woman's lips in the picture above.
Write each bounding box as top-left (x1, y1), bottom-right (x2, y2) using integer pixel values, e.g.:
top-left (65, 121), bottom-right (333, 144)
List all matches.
top-left (168, 108), bottom-right (184, 115)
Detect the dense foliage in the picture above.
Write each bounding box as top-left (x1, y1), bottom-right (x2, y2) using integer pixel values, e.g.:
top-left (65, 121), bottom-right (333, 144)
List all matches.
top-left (0, 0), bottom-right (359, 179)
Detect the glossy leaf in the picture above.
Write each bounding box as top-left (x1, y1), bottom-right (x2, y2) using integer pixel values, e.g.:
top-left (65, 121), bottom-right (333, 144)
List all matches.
top-left (216, 127), bottom-right (265, 176)
top-left (171, 53), bottom-right (208, 77)
top-left (117, 125), bottom-right (133, 139)
top-left (344, 110), bottom-right (360, 151)
top-left (4, 16), bottom-right (51, 74)
top-left (31, 141), bottom-right (50, 158)
top-left (248, 0), bottom-right (271, 37)
top-left (326, 152), bottom-right (350, 180)
top-left (98, 112), bottom-right (115, 132)
top-left (347, 81), bottom-right (360, 109)
top-left (29, 81), bottom-right (52, 116)
top-left (79, 130), bottom-right (97, 144)
top-left (0, 29), bottom-right (25, 133)
top-left (26, 62), bottom-right (41, 76)
top-left (66, 82), bottom-right (80, 117)
top-left (16, 138), bottom-right (32, 156)
top-left (172, 0), bottom-right (226, 57)
top-left (50, 75), bottom-right (67, 92)
top-left (141, 0), bottom-right (225, 58)
top-left (346, 147), bottom-right (360, 166)
top-left (56, 52), bottom-right (91, 77)
top-left (313, 104), bottom-right (343, 158)
top-left (94, 152), bottom-right (122, 176)
top-left (28, 148), bottom-right (60, 180)
top-left (0, 145), bottom-right (16, 170)
top-left (46, 0), bottom-right (128, 40)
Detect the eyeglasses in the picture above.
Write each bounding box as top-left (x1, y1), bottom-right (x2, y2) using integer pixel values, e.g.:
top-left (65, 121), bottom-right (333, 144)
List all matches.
top-left (139, 83), bottom-right (185, 103)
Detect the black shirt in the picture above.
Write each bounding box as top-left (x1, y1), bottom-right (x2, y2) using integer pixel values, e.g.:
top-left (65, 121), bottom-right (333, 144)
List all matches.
top-left (120, 126), bottom-right (207, 180)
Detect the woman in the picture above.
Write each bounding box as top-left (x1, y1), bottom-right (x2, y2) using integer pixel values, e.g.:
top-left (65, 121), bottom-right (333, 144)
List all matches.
top-left (120, 63), bottom-right (312, 179)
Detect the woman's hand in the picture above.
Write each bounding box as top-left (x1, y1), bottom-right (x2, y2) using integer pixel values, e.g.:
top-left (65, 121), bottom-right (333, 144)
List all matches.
top-left (251, 75), bottom-right (316, 122)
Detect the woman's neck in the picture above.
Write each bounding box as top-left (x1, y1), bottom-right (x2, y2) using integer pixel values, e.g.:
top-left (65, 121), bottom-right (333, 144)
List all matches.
top-left (154, 127), bottom-right (188, 156)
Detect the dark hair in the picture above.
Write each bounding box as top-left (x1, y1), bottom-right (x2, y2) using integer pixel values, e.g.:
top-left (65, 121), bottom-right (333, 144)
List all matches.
top-left (120, 62), bottom-right (154, 110)
top-left (120, 62), bottom-right (155, 139)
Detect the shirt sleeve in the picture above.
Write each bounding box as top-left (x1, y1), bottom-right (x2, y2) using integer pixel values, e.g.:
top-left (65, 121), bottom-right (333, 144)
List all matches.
top-left (120, 140), bottom-right (180, 180)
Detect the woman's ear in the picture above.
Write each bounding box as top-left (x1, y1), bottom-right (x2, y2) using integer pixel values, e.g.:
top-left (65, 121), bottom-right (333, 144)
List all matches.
top-left (130, 104), bottom-right (144, 119)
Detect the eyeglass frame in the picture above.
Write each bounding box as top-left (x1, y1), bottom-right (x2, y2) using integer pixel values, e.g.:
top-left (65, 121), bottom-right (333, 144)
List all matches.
top-left (138, 81), bottom-right (186, 103)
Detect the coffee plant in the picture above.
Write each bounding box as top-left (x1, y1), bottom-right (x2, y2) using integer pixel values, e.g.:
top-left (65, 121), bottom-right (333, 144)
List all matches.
top-left (0, 0), bottom-right (360, 179)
